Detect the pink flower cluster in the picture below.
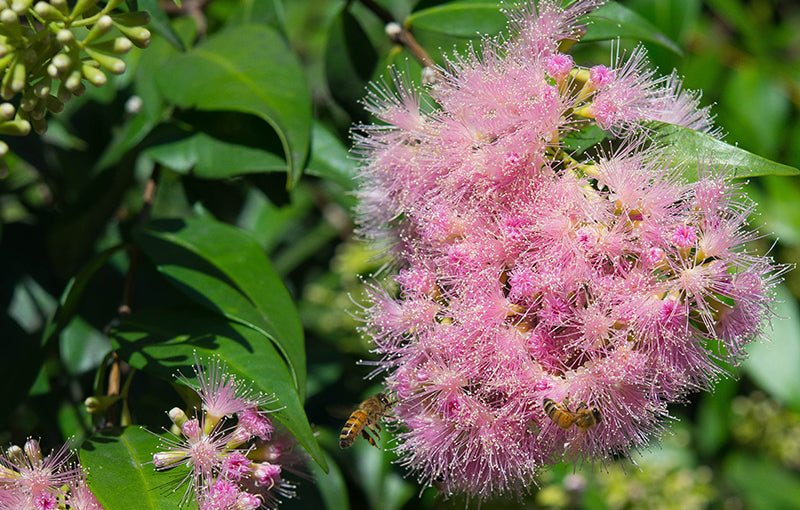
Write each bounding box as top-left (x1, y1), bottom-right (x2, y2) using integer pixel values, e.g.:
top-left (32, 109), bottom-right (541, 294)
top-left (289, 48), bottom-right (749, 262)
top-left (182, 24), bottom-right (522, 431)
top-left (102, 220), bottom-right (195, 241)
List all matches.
top-left (354, 0), bottom-right (782, 499)
top-left (0, 438), bottom-right (103, 510)
top-left (151, 354), bottom-right (298, 510)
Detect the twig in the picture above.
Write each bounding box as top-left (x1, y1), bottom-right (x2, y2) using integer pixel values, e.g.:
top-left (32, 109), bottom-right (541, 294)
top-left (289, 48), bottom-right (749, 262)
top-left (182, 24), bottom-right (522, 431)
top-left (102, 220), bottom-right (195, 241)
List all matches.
top-left (356, 0), bottom-right (439, 81)
top-left (118, 165), bottom-right (161, 320)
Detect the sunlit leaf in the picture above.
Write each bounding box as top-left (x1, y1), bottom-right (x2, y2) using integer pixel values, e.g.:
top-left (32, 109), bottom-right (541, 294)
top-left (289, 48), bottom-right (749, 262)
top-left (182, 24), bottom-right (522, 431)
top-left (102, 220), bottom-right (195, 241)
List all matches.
top-left (652, 122), bottom-right (800, 180)
top-left (81, 427), bottom-right (188, 510)
top-left (136, 217), bottom-right (306, 398)
top-left (406, 1), bottom-right (505, 39)
top-left (110, 306), bottom-right (326, 470)
top-left (143, 131), bottom-right (286, 178)
top-left (585, 2), bottom-right (683, 56)
top-left (155, 25), bottom-right (311, 187)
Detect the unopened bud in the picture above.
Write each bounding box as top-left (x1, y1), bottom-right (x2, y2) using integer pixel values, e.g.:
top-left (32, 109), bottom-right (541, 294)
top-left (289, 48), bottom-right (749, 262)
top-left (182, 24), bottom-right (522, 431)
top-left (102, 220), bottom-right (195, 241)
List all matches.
top-left (0, 140), bottom-right (8, 157)
top-left (167, 407), bottom-right (188, 428)
top-left (31, 115), bottom-right (47, 134)
top-left (64, 69), bottom-right (82, 91)
top-left (0, 102), bottom-right (15, 121)
top-left (47, 63), bottom-right (59, 78)
top-left (114, 24), bottom-right (150, 48)
top-left (52, 52), bottom-right (71, 72)
top-left (56, 29), bottom-right (74, 45)
top-left (85, 47), bottom-right (125, 74)
top-left (31, 101), bottom-right (46, 120)
top-left (84, 395), bottom-right (120, 414)
top-left (20, 92), bottom-right (36, 111)
top-left (23, 439), bottom-right (42, 463)
top-left (33, 1), bottom-right (65, 21)
top-left (81, 63), bottom-right (106, 86)
top-left (0, 8), bottom-right (18, 25)
top-left (50, 0), bottom-right (67, 14)
top-left (10, 61), bottom-right (26, 92)
top-left (385, 21), bottom-right (402, 40)
top-left (33, 77), bottom-right (50, 97)
top-left (6, 445), bottom-right (24, 463)
top-left (81, 14), bottom-right (113, 46)
top-left (89, 37), bottom-right (132, 54)
top-left (45, 94), bottom-right (63, 113)
top-left (0, 44), bottom-right (8, 58)
top-left (10, 0), bottom-right (32, 14)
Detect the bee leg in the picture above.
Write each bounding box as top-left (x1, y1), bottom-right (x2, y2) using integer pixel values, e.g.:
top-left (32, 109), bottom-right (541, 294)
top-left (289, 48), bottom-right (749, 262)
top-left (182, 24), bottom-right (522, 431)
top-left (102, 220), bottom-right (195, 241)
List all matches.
top-left (575, 402), bottom-right (588, 412)
top-left (361, 429), bottom-right (379, 448)
top-left (375, 422), bottom-right (382, 432)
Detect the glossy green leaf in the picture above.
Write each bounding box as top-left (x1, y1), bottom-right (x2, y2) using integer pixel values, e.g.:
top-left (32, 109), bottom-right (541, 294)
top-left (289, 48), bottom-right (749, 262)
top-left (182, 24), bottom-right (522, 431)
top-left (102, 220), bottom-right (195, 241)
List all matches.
top-left (143, 131), bottom-right (286, 178)
top-left (406, 1), bottom-right (505, 39)
top-left (42, 245), bottom-right (123, 347)
top-left (155, 25), bottom-right (311, 187)
top-left (110, 306), bottom-right (326, 470)
top-left (306, 122), bottom-right (357, 190)
top-left (744, 285), bottom-right (800, 408)
top-left (80, 427), bottom-right (188, 510)
top-left (584, 2), bottom-right (683, 56)
top-left (135, 217), bottom-right (306, 398)
top-left (651, 122), bottom-right (800, 180)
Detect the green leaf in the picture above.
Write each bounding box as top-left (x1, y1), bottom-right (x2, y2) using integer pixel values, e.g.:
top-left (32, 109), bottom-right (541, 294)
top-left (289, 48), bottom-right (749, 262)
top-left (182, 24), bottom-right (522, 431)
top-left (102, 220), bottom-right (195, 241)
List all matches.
top-left (60, 317), bottom-right (111, 375)
top-left (80, 427), bottom-right (189, 510)
top-left (651, 122), bottom-right (800, 180)
top-left (110, 306), bottom-right (326, 470)
top-left (137, 0), bottom-right (186, 51)
top-left (306, 122), bottom-right (357, 190)
top-left (744, 285), bottom-right (800, 408)
top-left (156, 25), bottom-right (311, 188)
top-left (325, 8), bottom-right (379, 120)
top-left (406, 1), bottom-right (505, 39)
top-left (42, 245), bottom-right (123, 347)
top-left (143, 131), bottom-right (286, 178)
top-left (309, 449), bottom-right (349, 510)
top-left (135, 217), bottom-right (306, 399)
top-left (584, 2), bottom-right (683, 56)
top-left (94, 19), bottom-right (185, 172)
top-left (723, 452), bottom-right (800, 510)
top-left (561, 125), bottom-right (607, 156)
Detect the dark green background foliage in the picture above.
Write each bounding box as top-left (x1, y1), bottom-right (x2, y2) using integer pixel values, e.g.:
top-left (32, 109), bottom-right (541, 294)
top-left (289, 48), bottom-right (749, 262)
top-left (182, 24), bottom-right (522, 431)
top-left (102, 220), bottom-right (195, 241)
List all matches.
top-left (2, 1), bottom-right (800, 509)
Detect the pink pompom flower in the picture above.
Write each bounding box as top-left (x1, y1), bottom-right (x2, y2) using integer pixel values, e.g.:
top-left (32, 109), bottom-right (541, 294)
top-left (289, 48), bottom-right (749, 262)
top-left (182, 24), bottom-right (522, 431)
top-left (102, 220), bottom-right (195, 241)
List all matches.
top-left (354, 0), bottom-right (785, 501)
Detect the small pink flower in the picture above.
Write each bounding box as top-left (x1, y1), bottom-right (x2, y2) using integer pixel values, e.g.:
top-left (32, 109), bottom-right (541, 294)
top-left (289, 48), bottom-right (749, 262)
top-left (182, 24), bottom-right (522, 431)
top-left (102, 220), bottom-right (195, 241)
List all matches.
top-left (589, 64), bottom-right (614, 88)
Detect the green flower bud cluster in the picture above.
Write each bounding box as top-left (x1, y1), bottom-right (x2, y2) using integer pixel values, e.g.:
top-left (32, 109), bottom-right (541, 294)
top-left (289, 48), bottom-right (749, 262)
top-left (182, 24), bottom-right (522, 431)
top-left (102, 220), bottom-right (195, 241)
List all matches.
top-left (0, 0), bottom-right (151, 157)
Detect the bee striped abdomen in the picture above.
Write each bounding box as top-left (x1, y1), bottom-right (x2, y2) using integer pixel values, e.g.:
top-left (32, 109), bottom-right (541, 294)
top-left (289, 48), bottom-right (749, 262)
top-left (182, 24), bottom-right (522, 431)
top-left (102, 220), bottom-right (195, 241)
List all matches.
top-left (339, 409), bottom-right (369, 449)
top-left (543, 398), bottom-right (576, 429)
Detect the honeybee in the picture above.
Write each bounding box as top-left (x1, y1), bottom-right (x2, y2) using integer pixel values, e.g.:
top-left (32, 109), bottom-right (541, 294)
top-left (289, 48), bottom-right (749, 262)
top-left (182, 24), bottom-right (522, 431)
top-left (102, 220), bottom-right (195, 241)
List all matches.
top-left (543, 398), bottom-right (601, 430)
top-left (339, 393), bottom-right (392, 449)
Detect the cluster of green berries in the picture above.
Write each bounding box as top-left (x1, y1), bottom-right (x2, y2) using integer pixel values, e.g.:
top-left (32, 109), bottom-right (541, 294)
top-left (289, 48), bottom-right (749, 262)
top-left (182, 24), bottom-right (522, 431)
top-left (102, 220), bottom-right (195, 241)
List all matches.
top-left (0, 0), bottom-right (150, 157)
